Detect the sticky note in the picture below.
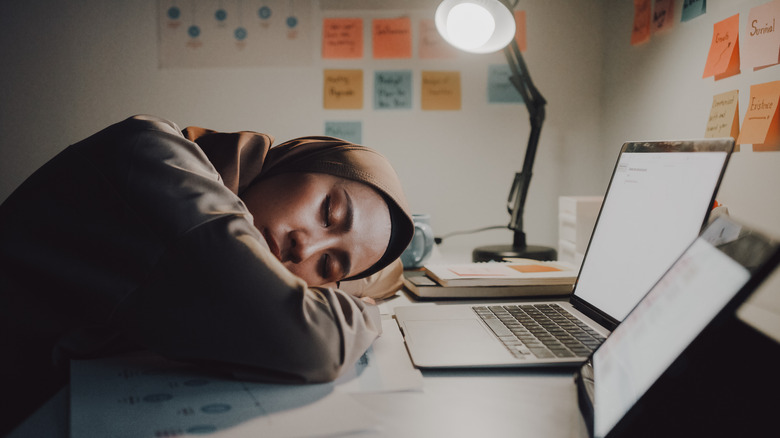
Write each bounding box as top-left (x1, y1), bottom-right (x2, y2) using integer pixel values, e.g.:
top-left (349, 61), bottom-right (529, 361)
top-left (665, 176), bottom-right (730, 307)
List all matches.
top-left (419, 19), bottom-right (458, 59)
top-left (488, 65), bottom-right (523, 103)
top-left (702, 14), bottom-right (740, 80)
top-left (325, 121), bottom-right (362, 144)
top-left (322, 18), bottom-right (363, 59)
top-left (631, 0), bottom-right (652, 45)
top-left (652, 0), bottom-right (675, 33)
top-left (374, 70), bottom-right (413, 110)
top-left (323, 69), bottom-right (363, 109)
top-left (737, 80), bottom-right (780, 151)
top-left (681, 0), bottom-right (706, 22)
top-left (372, 17), bottom-right (412, 59)
top-left (514, 10), bottom-right (527, 52)
top-left (743, 0), bottom-right (780, 70)
top-left (705, 90), bottom-right (740, 148)
top-left (421, 71), bottom-right (461, 111)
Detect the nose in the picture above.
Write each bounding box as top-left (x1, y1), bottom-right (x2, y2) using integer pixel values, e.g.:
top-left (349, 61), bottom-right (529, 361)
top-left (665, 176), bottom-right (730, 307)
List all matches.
top-left (286, 229), bottom-right (336, 264)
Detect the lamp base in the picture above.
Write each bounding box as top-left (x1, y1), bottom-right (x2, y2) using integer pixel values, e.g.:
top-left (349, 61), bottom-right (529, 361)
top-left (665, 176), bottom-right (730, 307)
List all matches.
top-left (472, 244), bottom-right (557, 263)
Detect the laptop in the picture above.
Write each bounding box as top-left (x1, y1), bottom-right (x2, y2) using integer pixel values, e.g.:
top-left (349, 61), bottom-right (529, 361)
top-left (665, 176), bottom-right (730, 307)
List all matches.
top-left (395, 138), bottom-right (734, 368)
top-left (578, 215), bottom-right (780, 437)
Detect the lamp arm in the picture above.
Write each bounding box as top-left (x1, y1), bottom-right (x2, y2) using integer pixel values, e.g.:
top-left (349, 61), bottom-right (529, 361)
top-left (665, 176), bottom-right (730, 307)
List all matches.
top-left (503, 39), bottom-right (546, 245)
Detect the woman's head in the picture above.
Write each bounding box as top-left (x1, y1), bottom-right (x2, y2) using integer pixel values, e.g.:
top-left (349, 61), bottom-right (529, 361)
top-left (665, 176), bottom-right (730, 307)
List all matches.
top-left (182, 128), bottom-right (414, 287)
top-left (242, 171), bottom-right (392, 285)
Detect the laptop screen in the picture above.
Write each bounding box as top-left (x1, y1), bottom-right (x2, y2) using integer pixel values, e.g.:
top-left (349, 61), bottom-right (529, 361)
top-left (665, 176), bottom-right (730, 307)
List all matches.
top-left (573, 141), bottom-right (731, 323)
top-left (590, 217), bottom-right (779, 437)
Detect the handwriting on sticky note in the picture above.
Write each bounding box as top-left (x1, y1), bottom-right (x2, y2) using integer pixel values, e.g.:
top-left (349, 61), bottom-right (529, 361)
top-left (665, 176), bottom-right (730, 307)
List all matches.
top-left (421, 71), bottom-right (461, 110)
top-left (737, 80), bottom-right (780, 150)
top-left (323, 70), bottom-right (363, 109)
top-left (372, 17), bottom-right (412, 59)
top-left (418, 19), bottom-right (457, 59)
top-left (374, 70), bottom-right (412, 109)
top-left (743, 1), bottom-right (780, 69)
top-left (702, 14), bottom-right (741, 79)
top-left (705, 90), bottom-right (740, 140)
top-left (652, 0), bottom-right (675, 33)
top-left (322, 18), bottom-right (363, 59)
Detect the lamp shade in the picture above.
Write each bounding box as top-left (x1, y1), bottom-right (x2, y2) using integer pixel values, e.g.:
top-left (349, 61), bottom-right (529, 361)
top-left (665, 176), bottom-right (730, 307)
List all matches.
top-left (435, 0), bottom-right (516, 54)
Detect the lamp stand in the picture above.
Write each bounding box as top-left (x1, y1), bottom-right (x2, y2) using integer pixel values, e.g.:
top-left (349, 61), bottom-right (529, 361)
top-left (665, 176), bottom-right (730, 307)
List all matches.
top-left (472, 36), bottom-right (557, 263)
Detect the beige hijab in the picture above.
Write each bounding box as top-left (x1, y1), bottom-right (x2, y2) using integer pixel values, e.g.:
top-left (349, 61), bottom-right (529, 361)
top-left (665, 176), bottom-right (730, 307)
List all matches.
top-left (182, 126), bottom-right (414, 281)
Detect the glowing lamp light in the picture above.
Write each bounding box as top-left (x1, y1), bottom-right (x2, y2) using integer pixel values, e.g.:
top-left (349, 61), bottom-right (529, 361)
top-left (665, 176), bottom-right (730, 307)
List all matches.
top-left (435, 0), bottom-right (516, 54)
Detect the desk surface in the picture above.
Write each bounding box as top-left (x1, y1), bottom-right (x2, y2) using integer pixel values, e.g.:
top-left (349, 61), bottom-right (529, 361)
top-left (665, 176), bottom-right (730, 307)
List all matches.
top-left (10, 289), bottom-right (589, 438)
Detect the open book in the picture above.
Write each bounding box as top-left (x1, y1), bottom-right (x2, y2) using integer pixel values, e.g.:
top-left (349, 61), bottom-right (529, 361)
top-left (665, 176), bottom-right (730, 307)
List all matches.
top-left (423, 259), bottom-right (578, 287)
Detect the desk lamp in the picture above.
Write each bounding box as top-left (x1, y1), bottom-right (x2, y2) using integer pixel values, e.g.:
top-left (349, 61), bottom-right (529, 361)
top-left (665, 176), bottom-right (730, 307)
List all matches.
top-left (435, 0), bottom-right (556, 262)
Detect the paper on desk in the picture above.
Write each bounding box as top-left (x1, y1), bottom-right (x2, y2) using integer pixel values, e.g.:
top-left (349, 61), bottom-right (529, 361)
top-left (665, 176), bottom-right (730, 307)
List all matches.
top-left (335, 318), bottom-right (423, 393)
top-left (70, 353), bottom-right (376, 438)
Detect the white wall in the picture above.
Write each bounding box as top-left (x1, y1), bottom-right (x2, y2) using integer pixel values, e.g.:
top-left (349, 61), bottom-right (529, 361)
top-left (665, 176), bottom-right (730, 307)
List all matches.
top-left (0, 0), bottom-right (607, 261)
top-left (602, 0), bottom-right (780, 341)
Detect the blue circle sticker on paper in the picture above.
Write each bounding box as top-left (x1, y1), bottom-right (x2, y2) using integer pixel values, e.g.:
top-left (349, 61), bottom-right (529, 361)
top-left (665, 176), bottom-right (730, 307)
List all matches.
top-left (188, 25), bottom-right (201, 38)
top-left (167, 6), bottom-right (181, 20)
top-left (201, 403), bottom-right (232, 414)
top-left (258, 6), bottom-right (271, 20)
top-left (234, 27), bottom-right (247, 40)
top-left (215, 9), bottom-right (227, 21)
top-left (286, 16), bottom-right (298, 28)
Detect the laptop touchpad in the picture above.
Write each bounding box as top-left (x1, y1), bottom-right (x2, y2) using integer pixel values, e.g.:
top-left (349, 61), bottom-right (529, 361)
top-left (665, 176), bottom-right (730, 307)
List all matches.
top-left (402, 319), bottom-right (511, 366)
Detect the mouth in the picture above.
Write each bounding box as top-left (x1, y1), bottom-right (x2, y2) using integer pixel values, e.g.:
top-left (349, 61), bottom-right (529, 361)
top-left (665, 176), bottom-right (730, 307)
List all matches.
top-left (261, 228), bottom-right (282, 261)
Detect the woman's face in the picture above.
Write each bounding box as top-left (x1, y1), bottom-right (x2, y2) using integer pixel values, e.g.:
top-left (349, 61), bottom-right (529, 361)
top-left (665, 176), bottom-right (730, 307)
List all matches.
top-left (242, 172), bottom-right (391, 286)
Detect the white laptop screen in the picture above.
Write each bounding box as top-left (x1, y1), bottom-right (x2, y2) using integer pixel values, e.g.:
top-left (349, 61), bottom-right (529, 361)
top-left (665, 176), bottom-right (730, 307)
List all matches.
top-left (591, 231), bottom-right (751, 437)
top-left (573, 149), bottom-right (728, 322)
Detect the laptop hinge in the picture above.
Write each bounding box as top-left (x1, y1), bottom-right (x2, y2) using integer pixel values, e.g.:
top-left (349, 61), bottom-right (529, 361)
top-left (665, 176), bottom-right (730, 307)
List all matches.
top-left (571, 295), bottom-right (620, 332)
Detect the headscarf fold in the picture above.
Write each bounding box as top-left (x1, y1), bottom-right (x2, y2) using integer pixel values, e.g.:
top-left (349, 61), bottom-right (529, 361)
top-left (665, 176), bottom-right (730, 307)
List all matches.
top-left (182, 126), bottom-right (414, 281)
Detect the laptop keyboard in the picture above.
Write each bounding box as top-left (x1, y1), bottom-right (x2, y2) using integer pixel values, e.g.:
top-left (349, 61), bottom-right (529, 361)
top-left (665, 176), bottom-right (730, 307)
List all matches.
top-left (473, 304), bottom-right (606, 360)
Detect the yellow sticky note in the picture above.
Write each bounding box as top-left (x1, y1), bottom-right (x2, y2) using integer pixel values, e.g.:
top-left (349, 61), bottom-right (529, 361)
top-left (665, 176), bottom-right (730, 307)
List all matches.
top-left (705, 90), bottom-right (740, 149)
top-left (421, 71), bottom-right (461, 111)
top-left (631, 0), bottom-right (652, 46)
top-left (702, 14), bottom-right (741, 79)
top-left (373, 17), bottom-right (412, 59)
top-left (323, 69), bottom-right (363, 109)
top-left (738, 81), bottom-right (780, 151)
top-left (322, 18), bottom-right (363, 59)
top-left (418, 19), bottom-right (458, 59)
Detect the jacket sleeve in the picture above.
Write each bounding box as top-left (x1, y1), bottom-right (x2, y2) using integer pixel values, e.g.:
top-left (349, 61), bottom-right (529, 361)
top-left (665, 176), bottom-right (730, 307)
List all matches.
top-left (112, 214), bottom-right (381, 383)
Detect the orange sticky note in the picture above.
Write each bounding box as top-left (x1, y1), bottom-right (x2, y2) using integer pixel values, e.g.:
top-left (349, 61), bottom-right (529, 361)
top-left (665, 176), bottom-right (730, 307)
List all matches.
top-left (631, 0), bottom-right (652, 46)
top-left (705, 90), bottom-right (740, 149)
top-left (418, 19), bottom-right (458, 59)
top-left (421, 71), bottom-right (461, 111)
top-left (323, 69), bottom-right (363, 109)
top-left (652, 0), bottom-right (675, 33)
top-left (702, 14), bottom-right (741, 79)
top-left (737, 80), bottom-right (780, 151)
top-left (322, 18), bottom-right (363, 59)
top-left (373, 17), bottom-right (412, 59)
top-left (514, 10), bottom-right (527, 52)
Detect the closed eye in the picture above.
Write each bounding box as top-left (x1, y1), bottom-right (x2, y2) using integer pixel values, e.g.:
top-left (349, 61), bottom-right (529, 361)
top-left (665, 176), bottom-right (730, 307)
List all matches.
top-left (320, 253), bottom-right (332, 279)
top-left (321, 195), bottom-right (331, 227)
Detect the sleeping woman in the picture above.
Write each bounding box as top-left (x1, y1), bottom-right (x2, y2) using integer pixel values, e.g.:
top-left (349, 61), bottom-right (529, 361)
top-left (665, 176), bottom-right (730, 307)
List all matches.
top-left (0, 114), bottom-right (414, 434)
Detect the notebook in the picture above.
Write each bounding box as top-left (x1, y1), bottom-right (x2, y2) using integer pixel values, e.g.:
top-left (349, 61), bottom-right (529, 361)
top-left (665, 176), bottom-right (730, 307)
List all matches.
top-left (578, 215), bottom-right (780, 437)
top-left (394, 138), bottom-right (734, 368)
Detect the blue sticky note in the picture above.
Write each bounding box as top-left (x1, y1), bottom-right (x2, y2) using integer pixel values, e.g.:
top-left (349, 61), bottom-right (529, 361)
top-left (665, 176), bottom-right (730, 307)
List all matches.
top-left (488, 64), bottom-right (523, 104)
top-left (374, 70), bottom-right (413, 110)
top-left (325, 121), bottom-right (362, 144)
top-left (681, 0), bottom-right (706, 22)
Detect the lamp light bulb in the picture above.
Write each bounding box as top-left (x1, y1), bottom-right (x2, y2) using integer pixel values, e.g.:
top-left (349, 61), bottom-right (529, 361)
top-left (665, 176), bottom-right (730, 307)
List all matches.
top-left (445, 3), bottom-right (496, 50)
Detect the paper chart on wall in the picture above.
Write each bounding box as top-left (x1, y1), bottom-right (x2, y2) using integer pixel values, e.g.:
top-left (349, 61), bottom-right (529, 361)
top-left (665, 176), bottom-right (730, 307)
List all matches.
top-left (158, 0), bottom-right (313, 68)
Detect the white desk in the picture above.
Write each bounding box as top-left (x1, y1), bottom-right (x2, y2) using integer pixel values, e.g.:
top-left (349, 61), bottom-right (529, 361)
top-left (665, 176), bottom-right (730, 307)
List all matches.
top-left (10, 289), bottom-right (589, 438)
